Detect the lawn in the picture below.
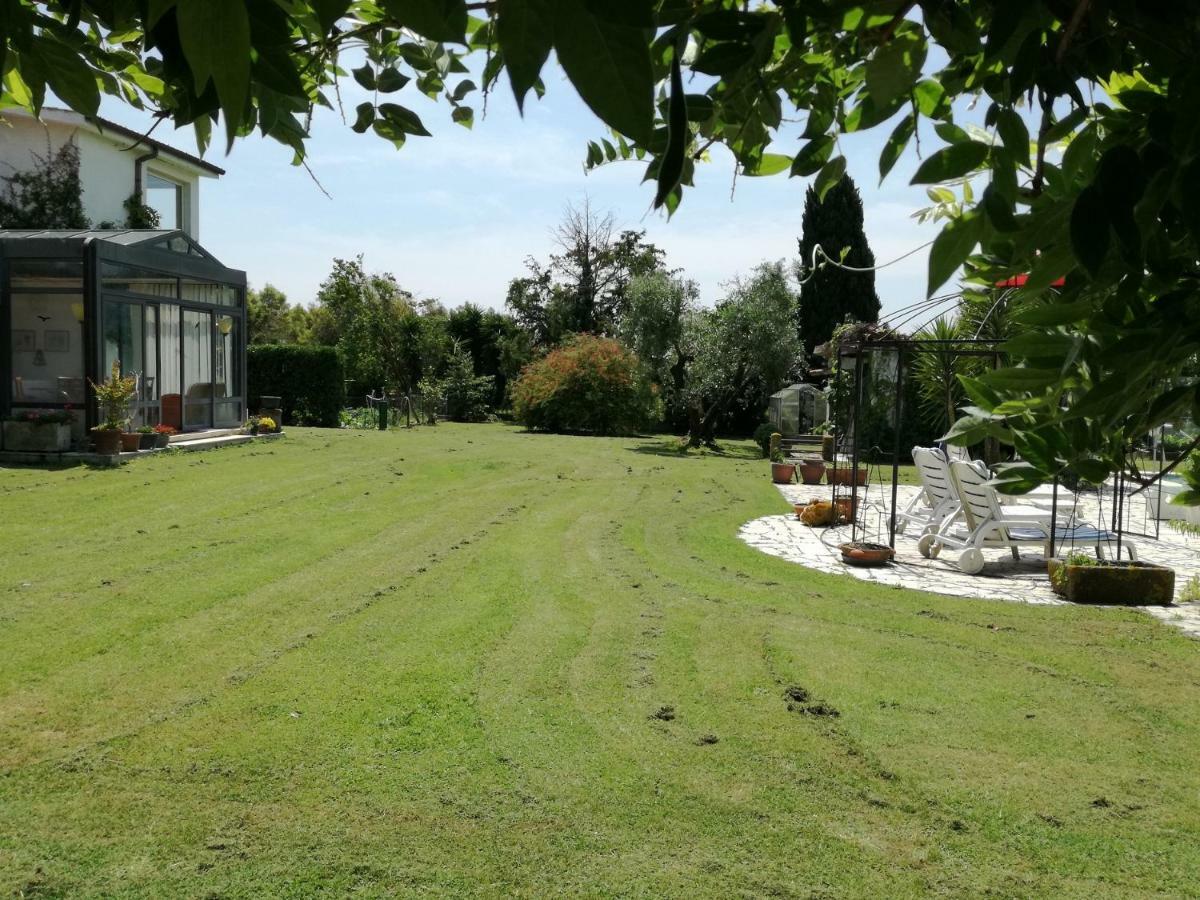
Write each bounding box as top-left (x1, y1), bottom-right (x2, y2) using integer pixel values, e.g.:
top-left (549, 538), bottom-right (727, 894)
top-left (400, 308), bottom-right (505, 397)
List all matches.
top-left (1, 424), bottom-right (1198, 897)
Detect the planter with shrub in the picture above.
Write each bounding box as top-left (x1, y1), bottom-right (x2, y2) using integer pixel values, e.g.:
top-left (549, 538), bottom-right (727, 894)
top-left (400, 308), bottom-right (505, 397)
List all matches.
top-left (1048, 553), bottom-right (1175, 606)
top-left (153, 424), bottom-right (176, 448)
top-left (3, 409), bottom-right (73, 452)
top-left (90, 361), bottom-right (137, 455)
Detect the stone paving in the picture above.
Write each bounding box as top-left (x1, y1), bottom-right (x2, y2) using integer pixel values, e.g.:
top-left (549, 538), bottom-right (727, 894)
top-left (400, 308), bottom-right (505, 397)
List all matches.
top-left (738, 481), bottom-right (1200, 639)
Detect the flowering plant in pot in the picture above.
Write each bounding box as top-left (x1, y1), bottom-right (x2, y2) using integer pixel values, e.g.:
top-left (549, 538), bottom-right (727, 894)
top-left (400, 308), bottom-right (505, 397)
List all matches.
top-left (135, 424), bottom-right (156, 450)
top-left (89, 361), bottom-right (136, 455)
top-left (152, 423), bottom-right (176, 448)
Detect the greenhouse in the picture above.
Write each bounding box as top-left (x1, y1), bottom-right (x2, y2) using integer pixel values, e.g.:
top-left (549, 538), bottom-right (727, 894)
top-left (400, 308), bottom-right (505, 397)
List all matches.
top-left (0, 229), bottom-right (246, 447)
top-left (768, 383), bottom-right (828, 436)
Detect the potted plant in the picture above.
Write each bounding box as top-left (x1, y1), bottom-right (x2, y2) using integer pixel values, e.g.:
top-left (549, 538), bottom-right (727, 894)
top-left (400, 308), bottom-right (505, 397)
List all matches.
top-left (153, 423), bottom-right (176, 449)
top-left (1047, 552), bottom-right (1175, 605)
top-left (797, 456), bottom-right (826, 485)
top-left (89, 360), bottom-right (137, 455)
top-left (769, 433), bottom-right (795, 484)
top-left (826, 465), bottom-right (868, 486)
top-left (135, 424), bottom-right (156, 449)
top-left (2, 408), bottom-right (73, 452)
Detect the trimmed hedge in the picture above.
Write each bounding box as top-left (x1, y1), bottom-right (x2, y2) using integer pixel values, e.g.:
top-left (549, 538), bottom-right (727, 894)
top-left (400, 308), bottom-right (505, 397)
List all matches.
top-left (248, 344), bottom-right (343, 427)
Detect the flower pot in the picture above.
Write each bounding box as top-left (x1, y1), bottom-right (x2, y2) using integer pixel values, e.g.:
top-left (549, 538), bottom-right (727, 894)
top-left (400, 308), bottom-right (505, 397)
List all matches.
top-left (91, 428), bottom-right (122, 455)
top-left (834, 497), bottom-right (857, 522)
top-left (797, 458), bottom-right (826, 485)
top-left (154, 433), bottom-right (171, 449)
top-left (3, 421), bottom-right (71, 452)
top-left (120, 432), bottom-right (141, 452)
top-left (826, 466), bottom-right (868, 486)
top-left (839, 541), bottom-right (894, 567)
top-left (138, 433), bottom-right (156, 450)
top-left (821, 434), bottom-right (835, 462)
top-left (771, 462), bottom-right (796, 484)
top-left (1047, 557), bottom-right (1174, 606)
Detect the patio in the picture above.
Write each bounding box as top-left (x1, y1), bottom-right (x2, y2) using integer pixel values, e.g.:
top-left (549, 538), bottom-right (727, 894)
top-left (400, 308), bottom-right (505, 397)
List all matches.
top-left (740, 480), bottom-right (1200, 639)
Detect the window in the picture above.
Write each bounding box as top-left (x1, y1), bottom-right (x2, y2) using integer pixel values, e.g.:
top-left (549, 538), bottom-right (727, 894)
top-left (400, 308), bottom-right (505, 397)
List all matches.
top-left (145, 172), bottom-right (184, 230)
top-left (10, 293), bottom-right (85, 405)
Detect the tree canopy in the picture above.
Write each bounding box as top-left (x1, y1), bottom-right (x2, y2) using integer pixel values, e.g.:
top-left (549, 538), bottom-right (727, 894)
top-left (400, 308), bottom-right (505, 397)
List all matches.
top-left (15, 1), bottom-right (1200, 483)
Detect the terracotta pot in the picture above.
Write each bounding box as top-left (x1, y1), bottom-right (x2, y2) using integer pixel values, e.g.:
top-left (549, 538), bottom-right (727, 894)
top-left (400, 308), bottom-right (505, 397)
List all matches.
top-left (91, 428), bottom-right (122, 455)
top-left (834, 497), bottom-right (857, 522)
top-left (826, 466), bottom-right (868, 486)
top-left (797, 459), bottom-right (826, 485)
top-left (119, 432), bottom-right (141, 452)
top-left (771, 462), bottom-right (796, 484)
top-left (839, 542), bottom-right (894, 567)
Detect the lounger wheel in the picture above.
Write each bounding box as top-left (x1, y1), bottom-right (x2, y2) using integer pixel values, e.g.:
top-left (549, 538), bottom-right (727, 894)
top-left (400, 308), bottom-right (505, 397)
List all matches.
top-left (917, 533), bottom-right (940, 559)
top-left (958, 548), bottom-right (985, 575)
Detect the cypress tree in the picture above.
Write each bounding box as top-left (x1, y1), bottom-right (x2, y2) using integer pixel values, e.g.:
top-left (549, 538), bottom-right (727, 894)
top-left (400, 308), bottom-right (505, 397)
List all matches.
top-left (796, 173), bottom-right (880, 358)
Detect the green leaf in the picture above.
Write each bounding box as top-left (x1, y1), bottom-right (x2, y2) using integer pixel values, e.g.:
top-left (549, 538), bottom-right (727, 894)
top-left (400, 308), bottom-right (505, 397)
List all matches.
top-left (377, 102), bottom-right (432, 136)
top-left (176, 0), bottom-right (251, 143)
top-left (995, 109), bottom-right (1031, 168)
top-left (745, 153), bottom-right (791, 176)
top-left (351, 101), bottom-right (374, 134)
top-left (944, 414), bottom-right (994, 445)
top-left (496, 0), bottom-right (555, 112)
top-left (981, 366), bottom-right (1060, 390)
top-left (790, 135), bottom-right (833, 177)
top-left (1004, 331), bottom-right (1075, 360)
top-left (1014, 298), bottom-right (1095, 327)
top-left (451, 105), bottom-right (474, 128)
top-left (451, 79), bottom-right (477, 101)
top-left (653, 44), bottom-right (687, 211)
top-left (864, 31), bottom-right (926, 108)
top-left (879, 112), bottom-right (914, 182)
top-left (1070, 185), bottom-right (1110, 276)
top-left (33, 36), bottom-right (100, 116)
top-left (376, 67), bottom-right (409, 93)
top-left (692, 42), bottom-right (755, 77)
top-left (352, 64), bottom-right (377, 91)
top-left (911, 141), bottom-right (989, 184)
top-left (584, 0), bottom-right (656, 27)
top-left (927, 211), bottom-right (982, 296)
top-left (379, 0), bottom-right (469, 42)
top-left (312, 0), bottom-right (352, 33)
top-left (554, 0), bottom-right (654, 144)
top-left (813, 155), bottom-right (846, 202)
top-left (912, 80), bottom-right (948, 118)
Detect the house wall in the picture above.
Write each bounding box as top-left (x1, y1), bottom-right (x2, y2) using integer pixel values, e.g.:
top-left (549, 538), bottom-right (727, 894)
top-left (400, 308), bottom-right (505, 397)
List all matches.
top-left (0, 116), bottom-right (202, 237)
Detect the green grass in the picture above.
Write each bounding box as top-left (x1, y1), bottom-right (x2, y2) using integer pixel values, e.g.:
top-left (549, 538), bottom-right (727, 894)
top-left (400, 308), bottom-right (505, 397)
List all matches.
top-left (1, 424), bottom-right (1198, 897)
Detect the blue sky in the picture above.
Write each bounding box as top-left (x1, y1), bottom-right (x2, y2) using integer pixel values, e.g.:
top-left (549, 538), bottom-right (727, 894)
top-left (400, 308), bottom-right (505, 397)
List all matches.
top-left (99, 66), bottom-right (951, 320)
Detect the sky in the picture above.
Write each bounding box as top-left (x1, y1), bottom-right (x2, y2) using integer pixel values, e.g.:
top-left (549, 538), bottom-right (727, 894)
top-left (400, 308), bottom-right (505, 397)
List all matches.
top-left (96, 62), bottom-right (954, 321)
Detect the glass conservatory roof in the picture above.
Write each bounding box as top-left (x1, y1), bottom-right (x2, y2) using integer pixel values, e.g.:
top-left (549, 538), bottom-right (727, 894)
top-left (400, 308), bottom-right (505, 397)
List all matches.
top-left (0, 229), bottom-right (215, 261)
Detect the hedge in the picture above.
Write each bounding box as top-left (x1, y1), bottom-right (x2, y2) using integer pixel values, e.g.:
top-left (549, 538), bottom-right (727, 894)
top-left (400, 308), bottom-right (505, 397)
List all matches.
top-left (247, 344), bottom-right (343, 427)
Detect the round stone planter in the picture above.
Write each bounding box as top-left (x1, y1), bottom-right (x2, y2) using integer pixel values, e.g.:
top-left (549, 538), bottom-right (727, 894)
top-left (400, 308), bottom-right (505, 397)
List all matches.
top-left (3, 421), bottom-right (71, 452)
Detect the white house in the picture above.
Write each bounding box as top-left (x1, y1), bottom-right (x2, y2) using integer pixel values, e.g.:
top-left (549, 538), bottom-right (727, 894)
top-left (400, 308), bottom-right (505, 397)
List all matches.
top-left (0, 107), bottom-right (223, 238)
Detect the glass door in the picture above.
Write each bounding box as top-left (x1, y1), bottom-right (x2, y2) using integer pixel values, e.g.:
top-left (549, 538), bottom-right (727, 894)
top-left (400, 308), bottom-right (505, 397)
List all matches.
top-left (182, 307), bottom-right (213, 429)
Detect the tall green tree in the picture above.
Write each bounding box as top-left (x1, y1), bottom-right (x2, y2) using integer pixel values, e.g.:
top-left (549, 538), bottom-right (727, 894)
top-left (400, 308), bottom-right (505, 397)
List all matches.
top-left (246, 284), bottom-right (300, 345)
top-left (796, 173), bottom-right (880, 359)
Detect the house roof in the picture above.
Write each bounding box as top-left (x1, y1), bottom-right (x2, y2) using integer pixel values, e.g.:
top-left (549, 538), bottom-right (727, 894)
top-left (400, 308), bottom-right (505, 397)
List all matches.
top-left (4, 107), bottom-right (225, 177)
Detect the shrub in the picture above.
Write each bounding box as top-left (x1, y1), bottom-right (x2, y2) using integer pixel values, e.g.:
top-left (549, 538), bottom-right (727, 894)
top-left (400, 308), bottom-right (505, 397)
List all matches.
top-left (752, 422), bottom-right (775, 458)
top-left (511, 334), bottom-right (659, 435)
top-left (247, 344), bottom-right (343, 427)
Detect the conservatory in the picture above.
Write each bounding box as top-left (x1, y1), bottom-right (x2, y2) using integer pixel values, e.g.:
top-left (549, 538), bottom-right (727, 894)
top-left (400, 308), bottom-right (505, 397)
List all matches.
top-left (0, 230), bottom-right (246, 445)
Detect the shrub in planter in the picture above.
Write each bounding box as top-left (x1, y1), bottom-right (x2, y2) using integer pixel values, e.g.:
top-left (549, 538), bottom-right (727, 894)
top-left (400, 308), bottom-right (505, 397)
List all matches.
top-left (135, 425), bottom-right (156, 449)
top-left (512, 334), bottom-right (660, 435)
top-left (153, 423), bottom-right (176, 448)
top-left (1048, 553), bottom-right (1175, 605)
top-left (90, 361), bottom-right (136, 453)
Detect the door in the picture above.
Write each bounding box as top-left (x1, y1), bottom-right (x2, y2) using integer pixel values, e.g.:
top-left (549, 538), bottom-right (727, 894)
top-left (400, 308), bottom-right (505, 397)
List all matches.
top-left (182, 307), bottom-right (212, 429)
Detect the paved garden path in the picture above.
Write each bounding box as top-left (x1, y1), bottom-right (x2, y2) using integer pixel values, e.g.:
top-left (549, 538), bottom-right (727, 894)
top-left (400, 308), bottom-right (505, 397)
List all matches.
top-left (739, 482), bottom-right (1200, 639)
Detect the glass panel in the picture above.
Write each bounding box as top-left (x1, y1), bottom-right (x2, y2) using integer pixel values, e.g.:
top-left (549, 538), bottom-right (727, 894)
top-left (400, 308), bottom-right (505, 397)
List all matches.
top-left (9, 259), bottom-right (83, 291)
top-left (101, 301), bottom-right (144, 425)
top-left (180, 278), bottom-right (237, 306)
top-left (102, 262), bottom-right (177, 298)
top-left (9, 292), bottom-right (85, 406)
top-left (159, 304), bottom-right (182, 429)
top-left (142, 305), bottom-right (160, 426)
top-left (214, 314), bottom-right (240, 426)
top-left (182, 308), bottom-right (212, 429)
top-left (145, 173), bottom-right (182, 229)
